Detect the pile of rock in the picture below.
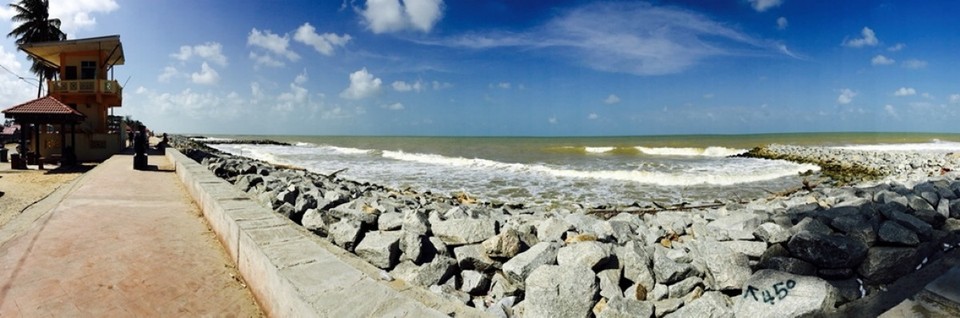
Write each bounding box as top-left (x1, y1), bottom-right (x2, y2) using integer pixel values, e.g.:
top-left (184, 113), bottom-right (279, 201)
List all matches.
top-left (170, 136), bottom-right (960, 317)
top-left (742, 144), bottom-right (960, 185)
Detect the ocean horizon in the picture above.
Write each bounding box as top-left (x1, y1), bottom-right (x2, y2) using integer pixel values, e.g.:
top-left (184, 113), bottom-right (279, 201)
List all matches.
top-left (201, 132), bottom-right (960, 208)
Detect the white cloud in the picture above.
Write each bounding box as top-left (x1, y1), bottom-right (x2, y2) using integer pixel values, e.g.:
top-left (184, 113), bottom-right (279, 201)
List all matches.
top-left (548, 116), bottom-right (558, 124)
top-left (293, 23), bottom-right (351, 56)
top-left (392, 80), bottom-right (424, 92)
top-left (837, 88), bottom-right (857, 104)
top-left (48, 0), bottom-right (120, 37)
top-left (887, 43), bottom-right (906, 52)
top-left (383, 102), bottom-right (405, 110)
top-left (604, 94), bottom-right (621, 104)
top-left (748, 0), bottom-right (783, 12)
top-left (294, 69), bottom-right (309, 85)
top-left (776, 17), bottom-right (788, 30)
top-left (247, 28), bottom-right (300, 68)
top-left (432, 81), bottom-right (452, 90)
top-left (191, 62), bottom-right (220, 85)
top-left (703, 93), bottom-right (714, 99)
top-left (249, 52), bottom-right (285, 68)
top-left (0, 45), bottom-right (36, 104)
top-left (893, 87), bottom-right (916, 96)
top-left (871, 55), bottom-right (894, 65)
top-left (950, 94), bottom-right (960, 104)
top-left (902, 59), bottom-right (927, 69)
top-left (340, 68), bottom-right (382, 100)
top-left (158, 66), bottom-right (179, 82)
top-left (171, 42), bottom-right (228, 66)
top-left (921, 92), bottom-right (933, 100)
top-left (360, 0), bottom-right (444, 34)
top-left (492, 82), bottom-right (510, 89)
top-left (432, 2), bottom-right (796, 76)
top-left (134, 87), bottom-right (247, 120)
top-left (884, 104), bottom-right (898, 118)
top-left (843, 27), bottom-right (878, 48)
top-left (588, 113), bottom-right (598, 120)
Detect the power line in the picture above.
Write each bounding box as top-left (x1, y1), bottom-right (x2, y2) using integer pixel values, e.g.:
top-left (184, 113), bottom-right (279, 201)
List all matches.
top-left (0, 63), bottom-right (39, 85)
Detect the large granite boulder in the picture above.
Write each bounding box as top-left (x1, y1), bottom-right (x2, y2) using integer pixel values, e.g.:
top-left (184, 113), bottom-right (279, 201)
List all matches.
top-left (787, 231), bottom-right (868, 269)
top-left (733, 270), bottom-right (839, 318)
top-left (524, 265), bottom-right (598, 318)
top-left (857, 247), bottom-right (920, 284)
top-left (354, 230), bottom-right (402, 269)
top-left (431, 218), bottom-right (497, 246)
top-left (688, 241), bottom-right (751, 291)
top-left (502, 242), bottom-right (560, 284)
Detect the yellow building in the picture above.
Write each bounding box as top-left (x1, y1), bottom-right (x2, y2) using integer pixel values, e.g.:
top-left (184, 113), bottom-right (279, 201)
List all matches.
top-left (2, 35), bottom-right (125, 163)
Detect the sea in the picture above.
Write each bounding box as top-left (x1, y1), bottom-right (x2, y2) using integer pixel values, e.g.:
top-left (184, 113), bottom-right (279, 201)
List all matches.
top-left (202, 133), bottom-right (960, 208)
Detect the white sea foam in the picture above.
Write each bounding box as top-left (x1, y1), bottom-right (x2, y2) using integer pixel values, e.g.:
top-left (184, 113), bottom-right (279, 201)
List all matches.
top-left (191, 137), bottom-right (234, 142)
top-left (831, 141), bottom-right (960, 152)
top-left (382, 150), bottom-right (817, 186)
top-left (319, 145), bottom-right (373, 155)
top-left (585, 147), bottom-right (616, 154)
top-left (635, 146), bottom-right (747, 157)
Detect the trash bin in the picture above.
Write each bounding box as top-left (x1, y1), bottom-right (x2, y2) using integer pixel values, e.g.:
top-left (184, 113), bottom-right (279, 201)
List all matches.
top-left (0, 148), bottom-right (7, 163)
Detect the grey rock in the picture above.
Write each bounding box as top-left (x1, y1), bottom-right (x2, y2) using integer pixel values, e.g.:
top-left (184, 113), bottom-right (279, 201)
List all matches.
top-left (355, 231), bottom-right (402, 269)
top-left (654, 298), bottom-right (684, 317)
top-left (276, 186), bottom-right (298, 205)
top-left (399, 231), bottom-right (431, 264)
top-left (817, 268), bottom-right (854, 280)
top-left (880, 203), bottom-right (934, 240)
top-left (857, 247), bottom-right (919, 284)
top-left (489, 272), bottom-right (521, 298)
top-left (329, 200), bottom-right (379, 226)
top-left (377, 212), bottom-right (402, 231)
top-left (877, 221), bottom-right (919, 246)
top-left (453, 244), bottom-right (498, 271)
top-left (653, 247), bottom-right (696, 284)
top-left (537, 217), bottom-right (574, 242)
top-left (432, 218), bottom-right (497, 246)
top-left (829, 216), bottom-right (878, 247)
top-left (481, 228), bottom-right (523, 258)
top-left (754, 222), bottom-right (790, 244)
top-left (708, 213), bottom-right (762, 240)
top-left (565, 214), bottom-right (600, 233)
top-left (301, 208), bottom-right (326, 234)
top-left (667, 291), bottom-right (733, 318)
top-left (557, 241), bottom-right (614, 271)
top-left (390, 256), bottom-right (456, 286)
top-left (909, 194), bottom-right (935, 212)
top-left (828, 278), bottom-right (863, 305)
top-left (759, 243), bottom-right (789, 264)
top-left (597, 269), bottom-right (624, 300)
top-left (401, 209), bottom-right (430, 235)
top-left (688, 241), bottom-right (751, 291)
top-left (460, 270), bottom-right (490, 295)
top-left (936, 199), bottom-right (950, 219)
top-left (787, 231), bottom-right (868, 269)
top-left (524, 265), bottom-right (598, 318)
top-left (759, 256), bottom-right (817, 276)
top-left (733, 270), bottom-right (839, 318)
top-left (615, 241), bottom-right (655, 291)
top-left (329, 219), bottom-right (363, 252)
top-left (719, 240), bottom-right (768, 259)
top-left (951, 199), bottom-right (960, 219)
top-left (502, 242), bottom-right (560, 284)
top-left (912, 208), bottom-right (946, 229)
top-left (651, 284), bottom-right (668, 301)
top-left (791, 217), bottom-right (833, 235)
top-left (597, 297), bottom-right (654, 318)
top-left (668, 276), bottom-right (704, 298)
top-left (235, 174), bottom-right (263, 192)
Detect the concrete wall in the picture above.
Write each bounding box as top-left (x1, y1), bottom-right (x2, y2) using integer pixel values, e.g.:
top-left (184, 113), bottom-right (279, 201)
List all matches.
top-left (166, 149), bottom-right (486, 318)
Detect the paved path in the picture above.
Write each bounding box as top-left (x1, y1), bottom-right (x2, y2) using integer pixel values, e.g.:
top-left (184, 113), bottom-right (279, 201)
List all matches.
top-left (0, 154), bottom-right (261, 316)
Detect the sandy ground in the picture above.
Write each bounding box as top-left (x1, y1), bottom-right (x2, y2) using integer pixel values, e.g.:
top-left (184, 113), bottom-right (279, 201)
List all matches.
top-left (0, 143), bottom-right (90, 228)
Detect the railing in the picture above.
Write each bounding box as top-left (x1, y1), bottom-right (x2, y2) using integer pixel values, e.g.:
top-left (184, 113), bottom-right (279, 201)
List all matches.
top-left (48, 79), bottom-right (123, 96)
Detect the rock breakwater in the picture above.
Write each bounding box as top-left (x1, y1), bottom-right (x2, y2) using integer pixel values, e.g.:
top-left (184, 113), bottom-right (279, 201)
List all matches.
top-left (170, 136), bottom-right (960, 317)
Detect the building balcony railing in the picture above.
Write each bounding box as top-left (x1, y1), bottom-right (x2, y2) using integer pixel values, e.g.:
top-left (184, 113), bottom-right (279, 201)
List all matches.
top-left (48, 79), bottom-right (123, 96)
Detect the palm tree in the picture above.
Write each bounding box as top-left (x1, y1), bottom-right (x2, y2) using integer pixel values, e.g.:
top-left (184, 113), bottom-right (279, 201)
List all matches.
top-left (7, 0), bottom-right (66, 98)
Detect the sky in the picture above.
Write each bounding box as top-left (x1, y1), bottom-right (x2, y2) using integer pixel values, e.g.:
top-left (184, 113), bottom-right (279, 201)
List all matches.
top-left (1, 0), bottom-right (959, 136)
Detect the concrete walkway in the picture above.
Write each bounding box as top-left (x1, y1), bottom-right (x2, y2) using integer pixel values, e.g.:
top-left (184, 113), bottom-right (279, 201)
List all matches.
top-left (0, 154), bottom-right (261, 316)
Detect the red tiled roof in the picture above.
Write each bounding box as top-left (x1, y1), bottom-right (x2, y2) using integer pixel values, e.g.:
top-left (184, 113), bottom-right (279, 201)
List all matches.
top-left (2, 96), bottom-right (84, 117)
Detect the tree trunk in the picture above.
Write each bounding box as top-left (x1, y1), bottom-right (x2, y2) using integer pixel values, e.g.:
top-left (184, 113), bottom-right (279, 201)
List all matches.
top-left (36, 72), bottom-right (43, 98)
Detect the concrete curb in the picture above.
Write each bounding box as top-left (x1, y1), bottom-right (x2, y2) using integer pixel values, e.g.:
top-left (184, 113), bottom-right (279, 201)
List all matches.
top-left (166, 149), bottom-right (486, 317)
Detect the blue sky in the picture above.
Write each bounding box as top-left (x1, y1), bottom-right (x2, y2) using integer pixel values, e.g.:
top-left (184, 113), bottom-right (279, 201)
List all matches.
top-left (1, 0), bottom-right (959, 136)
